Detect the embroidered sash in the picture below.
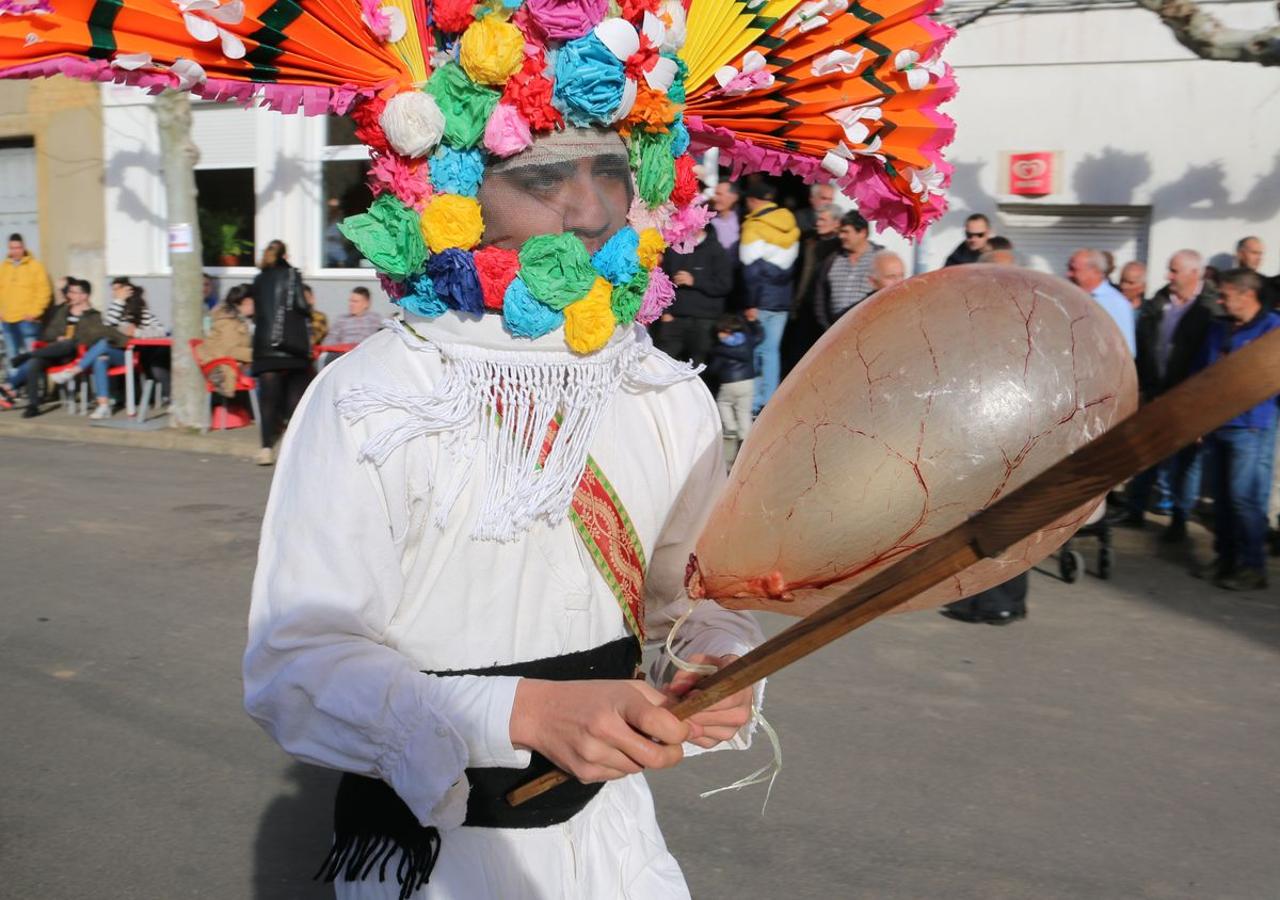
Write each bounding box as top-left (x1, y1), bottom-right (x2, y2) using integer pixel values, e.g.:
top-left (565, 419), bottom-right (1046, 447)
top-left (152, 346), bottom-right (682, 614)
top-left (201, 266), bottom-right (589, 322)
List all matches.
top-left (540, 417), bottom-right (648, 641)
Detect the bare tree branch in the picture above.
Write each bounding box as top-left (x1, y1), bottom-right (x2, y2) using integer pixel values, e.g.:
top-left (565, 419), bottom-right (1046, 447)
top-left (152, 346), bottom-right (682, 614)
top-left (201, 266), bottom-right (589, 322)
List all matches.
top-left (950, 0), bottom-right (1021, 30)
top-left (945, 0), bottom-right (1280, 66)
top-left (1133, 0), bottom-right (1280, 65)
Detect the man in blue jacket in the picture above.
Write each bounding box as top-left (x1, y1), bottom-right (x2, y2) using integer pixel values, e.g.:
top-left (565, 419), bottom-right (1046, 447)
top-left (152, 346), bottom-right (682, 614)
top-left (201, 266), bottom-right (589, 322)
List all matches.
top-left (1195, 268), bottom-right (1280, 590)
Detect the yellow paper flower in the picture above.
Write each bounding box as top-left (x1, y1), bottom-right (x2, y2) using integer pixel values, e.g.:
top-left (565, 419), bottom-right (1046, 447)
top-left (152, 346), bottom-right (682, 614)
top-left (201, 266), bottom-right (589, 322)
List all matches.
top-left (563, 278), bottom-right (617, 354)
top-left (420, 194), bottom-right (484, 253)
top-left (636, 228), bottom-right (667, 269)
top-left (460, 16), bottom-right (526, 86)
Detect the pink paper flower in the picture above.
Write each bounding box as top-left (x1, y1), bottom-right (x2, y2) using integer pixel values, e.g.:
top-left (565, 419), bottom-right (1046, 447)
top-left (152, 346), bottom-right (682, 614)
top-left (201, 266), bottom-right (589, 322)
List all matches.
top-left (661, 200), bottom-right (715, 253)
top-left (0, 0), bottom-right (53, 16)
top-left (367, 153), bottom-right (433, 210)
top-left (483, 103), bottom-right (533, 158)
top-left (626, 195), bottom-right (672, 233)
top-left (636, 266), bottom-right (674, 325)
top-left (522, 0), bottom-right (607, 41)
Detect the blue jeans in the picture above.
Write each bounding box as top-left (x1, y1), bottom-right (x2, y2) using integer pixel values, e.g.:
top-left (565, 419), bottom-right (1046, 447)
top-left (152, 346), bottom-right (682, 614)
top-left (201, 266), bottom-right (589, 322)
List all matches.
top-left (1209, 426), bottom-right (1274, 570)
top-left (77, 339), bottom-right (126, 400)
top-left (1129, 442), bottom-right (1202, 524)
top-left (752, 309), bottom-right (788, 413)
top-left (3, 319), bottom-right (39, 374)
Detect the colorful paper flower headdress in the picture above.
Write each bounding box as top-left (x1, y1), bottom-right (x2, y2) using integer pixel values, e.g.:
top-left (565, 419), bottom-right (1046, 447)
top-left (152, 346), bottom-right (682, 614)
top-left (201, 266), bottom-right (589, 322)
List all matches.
top-left (0, 0), bottom-right (956, 354)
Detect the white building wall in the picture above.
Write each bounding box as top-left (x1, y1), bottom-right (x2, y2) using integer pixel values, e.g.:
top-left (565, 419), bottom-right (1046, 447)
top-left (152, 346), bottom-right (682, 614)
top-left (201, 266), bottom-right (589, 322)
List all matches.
top-left (914, 1), bottom-right (1280, 278)
top-left (100, 85), bottom-right (379, 326)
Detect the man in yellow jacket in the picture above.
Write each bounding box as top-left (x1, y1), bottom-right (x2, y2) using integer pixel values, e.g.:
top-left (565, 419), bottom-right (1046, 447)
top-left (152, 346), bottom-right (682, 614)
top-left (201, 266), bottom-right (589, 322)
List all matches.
top-left (1, 233), bottom-right (52, 370)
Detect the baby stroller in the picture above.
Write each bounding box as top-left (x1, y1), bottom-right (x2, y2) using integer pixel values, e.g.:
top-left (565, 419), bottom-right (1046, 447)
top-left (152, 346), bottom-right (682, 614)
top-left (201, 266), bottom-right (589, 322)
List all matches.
top-left (1057, 499), bottom-right (1113, 582)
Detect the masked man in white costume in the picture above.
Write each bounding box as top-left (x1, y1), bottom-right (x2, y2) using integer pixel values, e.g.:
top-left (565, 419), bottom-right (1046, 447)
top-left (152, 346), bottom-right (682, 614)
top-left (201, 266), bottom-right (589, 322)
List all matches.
top-left (243, 123), bottom-right (764, 900)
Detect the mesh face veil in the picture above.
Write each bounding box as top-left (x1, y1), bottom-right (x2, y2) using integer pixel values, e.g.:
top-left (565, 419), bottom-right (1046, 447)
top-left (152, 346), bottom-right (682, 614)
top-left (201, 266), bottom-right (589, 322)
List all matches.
top-left (479, 128), bottom-right (634, 255)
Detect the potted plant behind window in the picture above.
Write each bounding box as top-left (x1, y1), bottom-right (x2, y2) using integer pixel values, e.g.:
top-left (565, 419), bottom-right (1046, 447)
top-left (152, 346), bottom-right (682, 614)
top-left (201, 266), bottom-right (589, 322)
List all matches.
top-left (217, 222), bottom-right (253, 267)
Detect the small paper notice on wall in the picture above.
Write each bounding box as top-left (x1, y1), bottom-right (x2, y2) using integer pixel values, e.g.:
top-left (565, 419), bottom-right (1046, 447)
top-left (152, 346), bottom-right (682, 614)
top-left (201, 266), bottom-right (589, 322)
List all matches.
top-left (168, 223), bottom-right (194, 254)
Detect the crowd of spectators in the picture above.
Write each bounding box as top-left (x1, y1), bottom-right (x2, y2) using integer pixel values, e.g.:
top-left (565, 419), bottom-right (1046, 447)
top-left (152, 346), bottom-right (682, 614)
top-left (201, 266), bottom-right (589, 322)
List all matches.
top-left (0, 233), bottom-right (386, 467)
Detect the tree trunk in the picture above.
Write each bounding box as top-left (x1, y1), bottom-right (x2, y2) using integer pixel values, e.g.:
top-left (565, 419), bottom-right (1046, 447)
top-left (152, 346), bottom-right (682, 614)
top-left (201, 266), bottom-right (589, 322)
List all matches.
top-left (153, 90), bottom-right (207, 430)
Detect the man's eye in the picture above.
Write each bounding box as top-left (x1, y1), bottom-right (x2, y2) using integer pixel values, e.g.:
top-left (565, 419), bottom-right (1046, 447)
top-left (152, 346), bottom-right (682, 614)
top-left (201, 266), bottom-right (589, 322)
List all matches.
top-left (594, 158), bottom-right (631, 182)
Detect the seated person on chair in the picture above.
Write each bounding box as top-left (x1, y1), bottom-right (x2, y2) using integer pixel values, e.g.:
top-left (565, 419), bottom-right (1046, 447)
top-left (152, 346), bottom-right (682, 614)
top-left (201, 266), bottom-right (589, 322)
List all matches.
top-left (197, 284), bottom-right (255, 400)
top-left (50, 278), bottom-right (165, 419)
top-left (2, 279), bottom-right (119, 418)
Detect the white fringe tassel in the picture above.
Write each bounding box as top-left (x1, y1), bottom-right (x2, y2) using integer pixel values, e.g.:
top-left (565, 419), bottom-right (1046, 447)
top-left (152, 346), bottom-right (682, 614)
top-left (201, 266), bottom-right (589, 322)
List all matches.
top-left (664, 607), bottom-right (783, 813)
top-left (336, 320), bottom-right (701, 542)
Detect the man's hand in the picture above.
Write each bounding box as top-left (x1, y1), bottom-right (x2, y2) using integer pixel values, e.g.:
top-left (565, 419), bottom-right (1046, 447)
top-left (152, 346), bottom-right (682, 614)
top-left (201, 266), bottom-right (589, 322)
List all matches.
top-left (510, 679), bottom-right (694, 783)
top-left (659, 313), bottom-right (676, 323)
top-left (673, 270), bottom-right (695, 287)
top-left (665, 654), bottom-right (753, 749)
top-left (743, 307), bottom-right (759, 322)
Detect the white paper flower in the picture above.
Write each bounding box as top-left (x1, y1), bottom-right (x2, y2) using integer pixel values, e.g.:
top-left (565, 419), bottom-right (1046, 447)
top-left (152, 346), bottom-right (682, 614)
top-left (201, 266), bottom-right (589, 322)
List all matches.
top-left (175, 0), bottom-right (246, 60)
top-left (112, 52), bottom-right (153, 70)
top-left (906, 163), bottom-right (945, 197)
top-left (811, 48), bottom-right (865, 77)
top-left (657, 0), bottom-right (686, 52)
top-left (827, 100), bottom-right (883, 145)
top-left (895, 49), bottom-right (947, 90)
top-left (820, 136), bottom-right (887, 177)
top-left (781, 0), bottom-right (844, 35)
top-left (714, 51), bottom-right (773, 97)
top-left (380, 90), bottom-right (446, 158)
top-left (170, 57), bottom-right (207, 90)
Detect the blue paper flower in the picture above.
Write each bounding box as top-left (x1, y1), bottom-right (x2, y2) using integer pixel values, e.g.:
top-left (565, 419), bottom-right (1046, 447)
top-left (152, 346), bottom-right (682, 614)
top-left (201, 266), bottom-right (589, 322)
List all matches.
top-left (430, 145), bottom-right (487, 197)
top-left (503, 277), bottom-right (564, 339)
top-left (399, 270), bottom-right (448, 319)
top-left (427, 249), bottom-right (484, 315)
top-left (552, 35), bottom-right (627, 127)
top-left (591, 227), bottom-right (640, 286)
top-left (670, 118), bottom-right (690, 157)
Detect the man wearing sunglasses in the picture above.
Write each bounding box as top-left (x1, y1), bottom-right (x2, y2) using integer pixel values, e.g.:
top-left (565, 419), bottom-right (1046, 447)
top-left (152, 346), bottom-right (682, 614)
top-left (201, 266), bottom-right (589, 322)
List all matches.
top-left (944, 213), bottom-right (991, 267)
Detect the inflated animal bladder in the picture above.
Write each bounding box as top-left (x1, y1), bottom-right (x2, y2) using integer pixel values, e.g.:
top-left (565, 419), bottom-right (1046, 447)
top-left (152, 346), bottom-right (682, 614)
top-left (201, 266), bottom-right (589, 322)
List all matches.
top-left (689, 265), bottom-right (1138, 616)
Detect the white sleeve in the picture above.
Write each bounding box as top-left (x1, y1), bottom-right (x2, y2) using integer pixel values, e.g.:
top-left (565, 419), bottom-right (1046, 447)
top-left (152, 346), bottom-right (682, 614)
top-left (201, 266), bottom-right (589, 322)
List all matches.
top-left (642, 385), bottom-right (765, 749)
top-left (243, 366), bottom-right (528, 831)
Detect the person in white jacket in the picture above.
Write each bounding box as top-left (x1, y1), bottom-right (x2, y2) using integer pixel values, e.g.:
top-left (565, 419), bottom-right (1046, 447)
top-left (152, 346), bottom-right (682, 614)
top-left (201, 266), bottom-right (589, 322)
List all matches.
top-left (243, 127), bottom-right (764, 899)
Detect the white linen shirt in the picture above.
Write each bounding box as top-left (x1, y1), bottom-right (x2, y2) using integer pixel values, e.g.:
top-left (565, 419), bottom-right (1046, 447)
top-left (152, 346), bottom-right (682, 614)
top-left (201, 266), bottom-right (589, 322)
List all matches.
top-left (243, 313), bottom-right (763, 898)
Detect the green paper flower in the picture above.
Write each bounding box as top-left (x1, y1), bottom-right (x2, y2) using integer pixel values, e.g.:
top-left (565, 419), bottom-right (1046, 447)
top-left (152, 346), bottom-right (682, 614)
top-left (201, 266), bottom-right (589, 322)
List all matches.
top-left (518, 233), bottom-right (597, 309)
top-left (427, 62), bottom-right (501, 149)
top-left (336, 194), bottom-right (427, 280)
top-left (629, 129), bottom-right (677, 208)
top-left (611, 267), bottom-right (649, 325)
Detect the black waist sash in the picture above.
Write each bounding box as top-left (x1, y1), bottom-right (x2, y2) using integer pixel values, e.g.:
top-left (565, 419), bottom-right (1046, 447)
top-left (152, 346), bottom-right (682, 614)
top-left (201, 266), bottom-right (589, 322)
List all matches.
top-left (316, 636), bottom-right (642, 899)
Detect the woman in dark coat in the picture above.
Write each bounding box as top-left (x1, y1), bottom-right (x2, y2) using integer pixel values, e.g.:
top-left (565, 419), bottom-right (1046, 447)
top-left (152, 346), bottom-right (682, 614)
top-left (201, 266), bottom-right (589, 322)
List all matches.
top-left (251, 240), bottom-right (313, 465)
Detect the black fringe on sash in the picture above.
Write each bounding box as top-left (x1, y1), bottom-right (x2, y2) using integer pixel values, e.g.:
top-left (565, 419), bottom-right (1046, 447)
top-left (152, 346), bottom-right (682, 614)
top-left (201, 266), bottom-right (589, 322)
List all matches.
top-left (315, 636), bottom-right (641, 897)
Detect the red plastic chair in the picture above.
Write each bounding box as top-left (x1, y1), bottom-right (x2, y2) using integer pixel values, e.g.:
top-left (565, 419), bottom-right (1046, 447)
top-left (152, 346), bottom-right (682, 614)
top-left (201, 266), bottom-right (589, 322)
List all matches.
top-left (190, 337), bottom-right (260, 431)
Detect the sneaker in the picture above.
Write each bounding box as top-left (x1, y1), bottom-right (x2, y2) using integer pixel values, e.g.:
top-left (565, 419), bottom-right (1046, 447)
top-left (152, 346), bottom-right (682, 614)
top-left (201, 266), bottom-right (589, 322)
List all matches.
top-left (49, 366), bottom-right (80, 386)
top-left (1214, 567), bottom-right (1268, 591)
top-left (89, 404), bottom-right (111, 420)
top-left (255, 447), bottom-right (274, 466)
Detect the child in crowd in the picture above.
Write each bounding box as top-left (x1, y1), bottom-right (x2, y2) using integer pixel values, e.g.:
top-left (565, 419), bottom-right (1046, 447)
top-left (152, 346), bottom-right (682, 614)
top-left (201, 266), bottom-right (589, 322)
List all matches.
top-left (706, 312), bottom-right (763, 466)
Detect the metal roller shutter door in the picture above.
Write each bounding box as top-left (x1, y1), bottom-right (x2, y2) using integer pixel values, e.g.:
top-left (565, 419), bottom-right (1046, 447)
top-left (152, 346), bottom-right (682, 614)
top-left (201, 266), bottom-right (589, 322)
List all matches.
top-left (0, 142), bottom-right (38, 256)
top-left (997, 204), bottom-right (1150, 276)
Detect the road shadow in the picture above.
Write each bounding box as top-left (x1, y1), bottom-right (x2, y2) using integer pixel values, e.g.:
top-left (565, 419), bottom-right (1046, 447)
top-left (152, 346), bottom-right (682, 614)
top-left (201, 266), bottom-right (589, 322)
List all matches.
top-left (254, 763), bottom-right (340, 900)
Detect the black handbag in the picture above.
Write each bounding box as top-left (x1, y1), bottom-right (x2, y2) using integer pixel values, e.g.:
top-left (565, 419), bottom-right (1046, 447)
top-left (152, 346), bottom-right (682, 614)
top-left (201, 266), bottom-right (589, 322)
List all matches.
top-left (270, 267), bottom-right (311, 358)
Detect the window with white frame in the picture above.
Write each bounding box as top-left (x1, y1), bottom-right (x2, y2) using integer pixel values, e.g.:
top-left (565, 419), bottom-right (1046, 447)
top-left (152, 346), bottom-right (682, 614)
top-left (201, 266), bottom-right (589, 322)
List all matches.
top-left (321, 116), bottom-right (374, 269)
top-left (192, 104), bottom-right (258, 268)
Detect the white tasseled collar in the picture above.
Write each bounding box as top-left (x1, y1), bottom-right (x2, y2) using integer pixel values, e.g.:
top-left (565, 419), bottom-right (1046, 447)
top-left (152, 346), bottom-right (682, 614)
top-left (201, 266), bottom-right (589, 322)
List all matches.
top-left (338, 312), bottom-right (700, 542)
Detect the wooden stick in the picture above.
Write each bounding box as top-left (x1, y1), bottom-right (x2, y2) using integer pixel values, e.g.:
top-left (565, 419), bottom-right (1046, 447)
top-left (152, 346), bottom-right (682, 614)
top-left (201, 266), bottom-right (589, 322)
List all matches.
top-left (508, 327), bottom-right (1280, 808)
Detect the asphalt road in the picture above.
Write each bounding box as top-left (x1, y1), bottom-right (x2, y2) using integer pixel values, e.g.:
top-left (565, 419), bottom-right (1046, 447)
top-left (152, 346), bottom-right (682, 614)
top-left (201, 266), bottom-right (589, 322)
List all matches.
top-left (2, 436), bottom-right (1278, 899)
